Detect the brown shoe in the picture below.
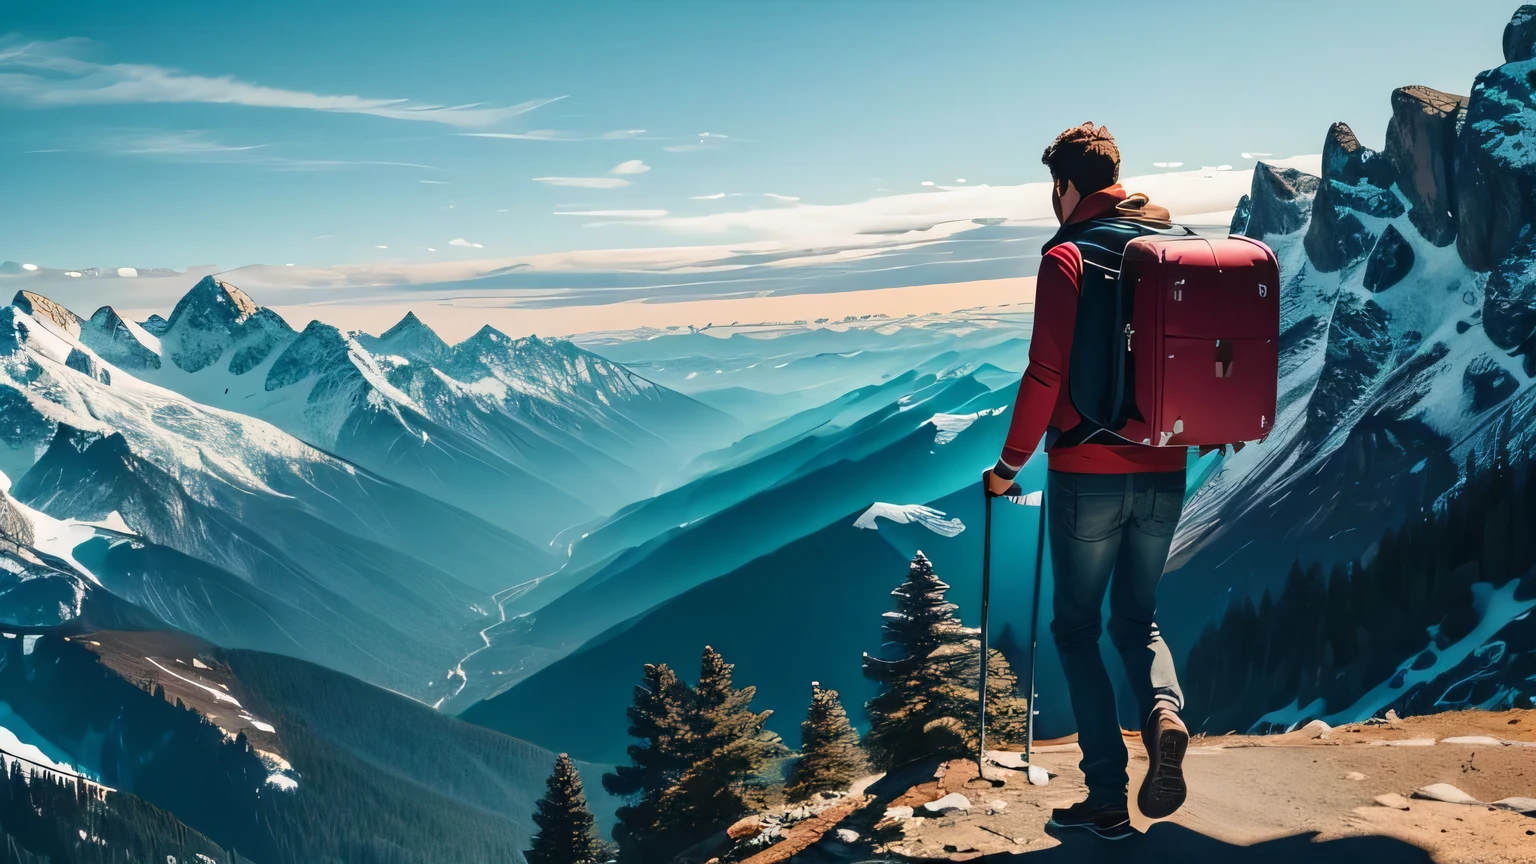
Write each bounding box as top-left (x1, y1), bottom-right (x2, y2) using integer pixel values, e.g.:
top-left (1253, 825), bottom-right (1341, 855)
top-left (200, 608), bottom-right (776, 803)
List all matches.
top-left (1138, 704), bottom-right (1189, 819)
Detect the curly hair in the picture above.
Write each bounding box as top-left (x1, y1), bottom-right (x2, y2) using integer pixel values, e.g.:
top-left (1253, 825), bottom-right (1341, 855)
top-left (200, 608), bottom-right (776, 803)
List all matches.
top-left (1041, 122), bottom-right (1120, 195)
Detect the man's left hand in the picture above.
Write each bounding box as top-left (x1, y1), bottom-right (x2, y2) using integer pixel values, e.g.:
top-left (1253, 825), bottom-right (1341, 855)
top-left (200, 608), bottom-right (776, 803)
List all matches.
top-left (983, 469), bottom-right (1016, 498)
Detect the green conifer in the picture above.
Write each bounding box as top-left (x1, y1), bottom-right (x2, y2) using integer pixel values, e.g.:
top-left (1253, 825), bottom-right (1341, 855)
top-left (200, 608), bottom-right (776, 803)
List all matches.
top-left (604, 663), bottom-right (692, 863)
top-left (653, 646), bottom-right (781, 859)
top-left (784, 682), bottom-right (868, 801)
top-left (526, 754), bottom-right (602, 864)
top-left (862, 552), bottom-right (1029, 768)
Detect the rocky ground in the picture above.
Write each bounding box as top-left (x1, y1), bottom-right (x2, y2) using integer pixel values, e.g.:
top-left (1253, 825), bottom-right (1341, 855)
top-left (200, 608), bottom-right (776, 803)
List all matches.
top-left (721, 709), bottom-right (1536, 864)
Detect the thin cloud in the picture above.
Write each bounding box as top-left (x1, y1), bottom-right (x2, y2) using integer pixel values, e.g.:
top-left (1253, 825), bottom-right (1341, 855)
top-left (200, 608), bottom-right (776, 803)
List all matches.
top-left (460, 129), bottom-right (649, 141)
top-left (0, 38), bottom-right (562, 128)
top-left (57, 130), bottom-right (443, 172)
top-left (665, 131), bottom-right (741, 153)
top-left (534, 176), bottom-right (630, 188)
top-left (689, 192), bottom-right (798, 202)
top-left (610, 159), bottom-right (650, 175)
top-left (419, 179), bottom-right (449, 184)
top-left (1153, 161), bottom-right (1184, 168)
top-left (1241, 152), bottom-right (1273, 159)
top-left (554, 209), bottom-right (667, 218)
top-left (448, 238), bottom-right (484, 248)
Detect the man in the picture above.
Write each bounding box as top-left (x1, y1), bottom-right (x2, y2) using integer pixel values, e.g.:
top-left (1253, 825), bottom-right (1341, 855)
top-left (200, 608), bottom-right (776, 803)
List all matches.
top-left (984, 122), bottom-right (1190, 840)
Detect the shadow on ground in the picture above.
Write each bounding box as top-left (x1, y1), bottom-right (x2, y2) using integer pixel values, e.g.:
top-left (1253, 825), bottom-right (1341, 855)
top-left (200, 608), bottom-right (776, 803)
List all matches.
top-left (986, 823), bottom-right (1436, 863)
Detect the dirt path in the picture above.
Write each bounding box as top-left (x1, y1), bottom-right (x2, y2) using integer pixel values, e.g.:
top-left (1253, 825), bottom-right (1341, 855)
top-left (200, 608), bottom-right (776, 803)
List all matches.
top-left (852, 710), bottom-right (1536, 864)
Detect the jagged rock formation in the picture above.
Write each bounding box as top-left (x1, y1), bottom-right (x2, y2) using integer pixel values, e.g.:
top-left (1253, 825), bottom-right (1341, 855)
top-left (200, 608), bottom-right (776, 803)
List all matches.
top-left (1455, 53), bottom-right (1536, 271)
top-left (1363, 224), bottom-right (1415, 292)
top-left (64, 347), bottom-right (110, 384)
top-left (161, 275), bottom-right (294, 373)
top-left (1505, 4), bottom-right (1536, 62)
top-left (11, 290), bottom-right (82, 337)
top-left (1233, 162), bottom-right (1320, 242)
top-left (1463, 355), bottom-right (1519, 412)
top-left (1303, 295), bottom-right (1393, 440)
top-left (82, 305), bottom-right (162, 370)
top-left (1483, 227), bottom-right (1536, 373)
top-left (1176, 5), bottom-right (1536, 739)
top-left (1305, 123), bottom-right (1403, 272)
top-left (0, 489), bottom-right (34, 549)
top-left (369, 311), bottom-right (451, 364)
top-left (1384, 86), bottom-right (1467, 247)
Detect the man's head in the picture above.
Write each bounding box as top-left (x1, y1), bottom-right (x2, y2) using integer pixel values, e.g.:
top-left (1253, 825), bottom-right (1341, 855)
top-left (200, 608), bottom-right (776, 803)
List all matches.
top-left (1041, 122), bottom-right (1120, 223)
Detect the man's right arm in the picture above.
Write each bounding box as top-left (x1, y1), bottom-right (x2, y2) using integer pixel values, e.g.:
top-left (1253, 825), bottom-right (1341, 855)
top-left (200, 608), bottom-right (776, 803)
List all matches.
top-left (992, 243), bottom-right (1082, 482)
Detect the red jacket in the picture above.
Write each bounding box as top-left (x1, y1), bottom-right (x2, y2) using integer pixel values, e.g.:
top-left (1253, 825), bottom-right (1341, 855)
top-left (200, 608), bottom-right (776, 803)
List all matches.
top-left (996, 185), bottom-right (1188, 476)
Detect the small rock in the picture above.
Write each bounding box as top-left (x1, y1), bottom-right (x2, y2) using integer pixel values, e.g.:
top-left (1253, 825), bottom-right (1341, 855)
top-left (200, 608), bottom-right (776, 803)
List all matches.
top-left (1345, 772), bottom-right (1367, 781)
top-left (727, 815), bottom-right (763, 840)
top-left (883, 806), bottom-right (914, 821)
top-left (1384, 709), bottom-right (1401, 722)
top-left (1026, 765), bottom-right (1050, 786)
top-left (1440, 735), bottom-right (1504, 746)
top-left (1412, 783), bottom-right (1480, 805)
top-left (988, 799), bottom-right (1008, 814)
top-left (1364, 717), bottom-right (1389, 726)
top-left (1301, 719), bottom-right (1332, 739)
top-left (1493, 797), bottom-right (1536, 815)
top-left (834, 829), bottom-right (860, 844)
top-left (1375, 793), bottom-right (1412, 810)
top-left (922, 793), bottom-right (972, 815)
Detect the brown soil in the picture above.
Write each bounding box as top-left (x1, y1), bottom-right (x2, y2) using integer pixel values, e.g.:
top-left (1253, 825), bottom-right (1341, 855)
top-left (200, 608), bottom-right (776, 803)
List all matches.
top-left (807, 710), bottom-right (1536, 864)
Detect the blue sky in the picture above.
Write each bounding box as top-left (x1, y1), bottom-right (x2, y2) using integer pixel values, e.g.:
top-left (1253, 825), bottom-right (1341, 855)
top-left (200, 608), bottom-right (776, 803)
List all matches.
top-left (0, 0), bottom-right (1518, 270)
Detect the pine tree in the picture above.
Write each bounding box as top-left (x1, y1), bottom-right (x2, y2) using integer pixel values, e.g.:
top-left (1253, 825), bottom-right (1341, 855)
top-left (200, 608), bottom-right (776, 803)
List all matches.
top-left (652, 647), bottom-right (781, 858)
top-left (603, 663), bottom-right (693, 863)
top-left (526, 754), bottom-right (602, 864)
top-left (784, 682), bottom-right (868, 801)
top-left (862, 552), bottom-right (1029, 769)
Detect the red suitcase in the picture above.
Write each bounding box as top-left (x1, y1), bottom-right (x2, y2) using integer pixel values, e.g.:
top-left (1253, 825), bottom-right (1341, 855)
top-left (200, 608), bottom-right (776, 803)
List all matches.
top-left (1121, 234), bottom-right (1280, 447)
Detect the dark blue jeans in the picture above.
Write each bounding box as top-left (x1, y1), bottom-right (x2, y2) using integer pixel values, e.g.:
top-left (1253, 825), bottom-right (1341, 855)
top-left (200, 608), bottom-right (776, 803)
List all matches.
top-left (1047, 469), bottom-right (1186, 802)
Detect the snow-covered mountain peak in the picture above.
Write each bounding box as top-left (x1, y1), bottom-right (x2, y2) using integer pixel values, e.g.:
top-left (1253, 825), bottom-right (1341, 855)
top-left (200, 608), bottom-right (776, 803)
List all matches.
top-left (11, 290), bottom-right (83, 339)
top-left (161, 275), bottom-right (294, 373)
top-left (167, 275), bottom-right (261, 328)
top-left (82, 305), bottom-right (162, 371)
top-left (366, 310), bottom-right (450, 364)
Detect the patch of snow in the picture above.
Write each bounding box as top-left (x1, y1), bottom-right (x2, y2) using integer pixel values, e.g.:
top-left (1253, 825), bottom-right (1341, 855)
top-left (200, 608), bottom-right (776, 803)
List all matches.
top-left (265, 773), bottom-right (298, 791)
top-left (926, 407), bottom-right (1005, 444)
top-left (239, 713), bottom-right (276, 733)
top-left (0, 722), bottom-right (74, 774)
top-left (191, 658), bottom-right (209, 669)
top-left (146, 657), bottom-right (242, 706)
top-left (853, 503), bottom-right (965, 537)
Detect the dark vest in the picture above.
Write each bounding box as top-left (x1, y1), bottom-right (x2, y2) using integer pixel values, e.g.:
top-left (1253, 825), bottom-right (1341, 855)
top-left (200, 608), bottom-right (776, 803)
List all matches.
top-left (1042, 216), bottom-right (1191, 448)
